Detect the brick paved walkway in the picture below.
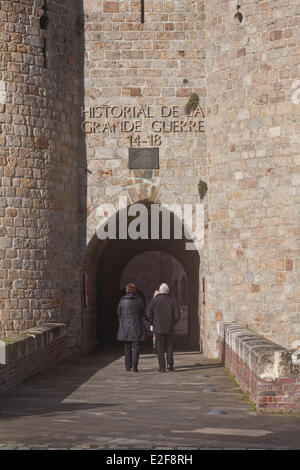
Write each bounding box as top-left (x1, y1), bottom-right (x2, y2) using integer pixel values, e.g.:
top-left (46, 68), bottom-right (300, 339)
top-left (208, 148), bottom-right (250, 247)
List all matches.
top-left (0, 350), bottom-right (300, 450)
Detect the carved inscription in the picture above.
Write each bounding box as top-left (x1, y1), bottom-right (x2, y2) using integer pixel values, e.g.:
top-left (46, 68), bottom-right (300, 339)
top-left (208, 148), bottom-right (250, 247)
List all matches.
top-left (81, 105), bottom-right (205, 146)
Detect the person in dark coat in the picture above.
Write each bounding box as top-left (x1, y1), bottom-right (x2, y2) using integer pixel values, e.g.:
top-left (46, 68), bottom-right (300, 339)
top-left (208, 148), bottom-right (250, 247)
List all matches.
top-left (117, 282), bottom-right (146, 372)
top-left (146, 283), bottom-right (181, 372)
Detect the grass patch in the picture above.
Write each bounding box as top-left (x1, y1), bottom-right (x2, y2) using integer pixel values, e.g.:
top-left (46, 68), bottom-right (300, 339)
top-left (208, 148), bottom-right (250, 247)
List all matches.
top-left (184, 93), bottom-right (200, 115)
top-left (197, 179), bottom-right (208, 200)
top-left (223, 366), bottom-right (257, 413)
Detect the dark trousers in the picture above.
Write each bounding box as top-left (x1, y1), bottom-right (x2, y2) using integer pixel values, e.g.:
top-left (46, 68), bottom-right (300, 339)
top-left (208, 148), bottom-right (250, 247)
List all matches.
top-left (155, 334), bottom-right (174, 370)
top-left (124, 341), bottom-right (140, 370)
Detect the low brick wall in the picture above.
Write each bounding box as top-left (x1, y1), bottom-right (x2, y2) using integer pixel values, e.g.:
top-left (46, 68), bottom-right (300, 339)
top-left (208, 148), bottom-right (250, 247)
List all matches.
top-left (217, 322), bottom-right (300, 413)
top-left (0, 323), bottom-right (67, 393)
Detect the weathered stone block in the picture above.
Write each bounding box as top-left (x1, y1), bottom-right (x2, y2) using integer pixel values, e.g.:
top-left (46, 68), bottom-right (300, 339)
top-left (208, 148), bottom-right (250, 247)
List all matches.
top-left (103, 2), bottom-right (120, 13)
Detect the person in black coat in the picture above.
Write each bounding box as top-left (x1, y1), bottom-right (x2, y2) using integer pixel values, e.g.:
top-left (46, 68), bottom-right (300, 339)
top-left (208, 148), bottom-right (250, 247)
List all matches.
top-left (146, 283), bottom-right (181, 372)
top-left (117, 283), bottom-right (146, 372)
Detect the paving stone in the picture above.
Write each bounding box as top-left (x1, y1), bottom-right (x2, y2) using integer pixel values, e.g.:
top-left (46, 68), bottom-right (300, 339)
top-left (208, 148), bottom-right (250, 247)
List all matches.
top-left (0, 446), bottom-right (18, 450)
top-left (0, 351), bottom-right (300, 450)
top-left (208, 409), bottom-right (226, 415)
top-left (30, 446), bottom-right (50, 450)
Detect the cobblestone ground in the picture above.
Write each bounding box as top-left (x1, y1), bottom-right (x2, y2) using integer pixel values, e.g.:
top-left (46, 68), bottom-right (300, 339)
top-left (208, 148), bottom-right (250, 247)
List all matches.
top-left (0, 349), bottom-right (300, 450)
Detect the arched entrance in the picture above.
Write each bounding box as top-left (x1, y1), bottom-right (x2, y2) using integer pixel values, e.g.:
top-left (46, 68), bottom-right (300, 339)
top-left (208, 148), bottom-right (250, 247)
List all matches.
top-left (81, 200), bottom-right (200, 353)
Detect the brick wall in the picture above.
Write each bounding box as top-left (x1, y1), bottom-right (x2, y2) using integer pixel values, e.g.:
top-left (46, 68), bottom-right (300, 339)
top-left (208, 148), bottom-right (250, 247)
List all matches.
top-left (0, 323), bottom-right (67, 392)
top-left (218, 322), bottom-right (300, 413)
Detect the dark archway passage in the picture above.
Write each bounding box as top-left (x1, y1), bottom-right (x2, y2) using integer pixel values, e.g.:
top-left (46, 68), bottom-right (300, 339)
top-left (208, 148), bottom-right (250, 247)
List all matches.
top-left (81, 202), bottom-right (200, 353)
top-left (120, 251), bottom-right (188, 307)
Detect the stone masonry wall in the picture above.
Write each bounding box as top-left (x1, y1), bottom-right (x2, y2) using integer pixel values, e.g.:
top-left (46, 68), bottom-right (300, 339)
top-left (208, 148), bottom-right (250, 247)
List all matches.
top-left (203, 0), bottom-right (300, 357)
top-left (0, 0), bottom-right (81, 350)
top-left (79, 0), bottom-right (207, 353)
top-left (1, 1), bottom-right (299, 359)
top-left (81, 0), bottom-right (207, 242)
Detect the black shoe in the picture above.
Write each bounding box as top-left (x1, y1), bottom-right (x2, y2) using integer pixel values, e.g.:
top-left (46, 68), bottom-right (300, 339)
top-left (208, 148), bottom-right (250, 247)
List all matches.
top-left (126, 367), bottom-right (132, 371)
top-left (168, 367), bottom-right (175, 371)
top-left (159, 369), bottom-right (166, 372)
top-left (133, 368), bottom-right (138, 373)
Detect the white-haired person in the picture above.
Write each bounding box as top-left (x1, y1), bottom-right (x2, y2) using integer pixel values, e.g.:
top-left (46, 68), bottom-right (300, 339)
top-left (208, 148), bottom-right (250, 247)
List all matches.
top-left (146, 283), bottom-right (181, 372)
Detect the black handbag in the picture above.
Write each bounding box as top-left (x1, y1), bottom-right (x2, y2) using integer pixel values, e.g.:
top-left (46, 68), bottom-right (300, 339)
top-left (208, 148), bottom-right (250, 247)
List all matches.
top-left (143, 318), bottom-right (153, 338)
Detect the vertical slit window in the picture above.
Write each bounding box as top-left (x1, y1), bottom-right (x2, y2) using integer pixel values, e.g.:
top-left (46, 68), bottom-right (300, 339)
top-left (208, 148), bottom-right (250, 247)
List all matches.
top-left (40, 0), bottom-right (49, 30)
top-left (43, 38), bottom-right (47, 68)
top-left (141, 0), bottom-right (145, 23)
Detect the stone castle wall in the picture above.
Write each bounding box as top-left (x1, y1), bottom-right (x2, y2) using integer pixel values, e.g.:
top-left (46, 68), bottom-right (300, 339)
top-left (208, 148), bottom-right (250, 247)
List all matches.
top-left (203, 0), bottom-right (300, 356)
top-left (80, 0), bottom-right (206, 353)
top-left (0, 0), bottom-right (81, 350)
top-left (81, 0), bottom-right (207, 243)
top-left (0, 1), bottom-right (299, 358)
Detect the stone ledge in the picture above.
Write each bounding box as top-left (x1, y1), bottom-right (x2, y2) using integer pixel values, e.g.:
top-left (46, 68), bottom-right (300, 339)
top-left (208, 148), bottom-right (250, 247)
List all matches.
top-left (0, 323), bottom-right (67, 365)
top-left (217, 322), bottom-right (300, 379)
top-left (218, 322), bottom-right (300, 413)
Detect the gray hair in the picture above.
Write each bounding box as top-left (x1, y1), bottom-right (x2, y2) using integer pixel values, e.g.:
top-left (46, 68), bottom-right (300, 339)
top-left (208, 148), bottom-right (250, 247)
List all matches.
top-left (159, 283), bottom-right (169, 294)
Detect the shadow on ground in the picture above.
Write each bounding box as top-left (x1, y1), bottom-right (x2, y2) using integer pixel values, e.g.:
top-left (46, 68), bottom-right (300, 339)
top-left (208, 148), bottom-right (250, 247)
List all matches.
top-left (0, 350), bottom-right (122, 419)
top-left (0, 351), bottom-right (300, 449)
top-left (0, 345), bottom-right (207, 419)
